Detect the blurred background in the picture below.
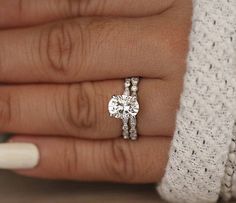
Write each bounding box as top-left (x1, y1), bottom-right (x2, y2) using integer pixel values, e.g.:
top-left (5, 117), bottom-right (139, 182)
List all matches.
top-left (0, 170), bottom-right (164, 203)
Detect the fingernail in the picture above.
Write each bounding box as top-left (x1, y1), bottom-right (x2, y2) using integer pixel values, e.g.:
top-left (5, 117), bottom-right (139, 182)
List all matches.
top-left (0, 143), bottom-right (39, 169)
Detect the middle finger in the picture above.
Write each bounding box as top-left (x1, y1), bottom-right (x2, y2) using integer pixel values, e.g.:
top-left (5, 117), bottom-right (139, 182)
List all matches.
top-left (0, 79), bottom-right (182, 139)
top-left (0, 15), bottom-right (187, 83)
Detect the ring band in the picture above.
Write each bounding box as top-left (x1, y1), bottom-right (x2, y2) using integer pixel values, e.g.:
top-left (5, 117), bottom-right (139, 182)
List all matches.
top-left (129, 78), bottom-right (139, 140)
top-left (108, 77), bottom-right (140, 140)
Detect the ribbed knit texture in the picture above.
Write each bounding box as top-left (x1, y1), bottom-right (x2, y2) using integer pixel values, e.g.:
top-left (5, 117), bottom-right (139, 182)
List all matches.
top-left (158, 0), bottom-right (236, 203)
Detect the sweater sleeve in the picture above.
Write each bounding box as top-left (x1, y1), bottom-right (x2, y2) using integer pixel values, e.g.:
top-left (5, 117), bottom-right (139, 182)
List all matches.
top-left (157, 0), bottom-right (236, 203)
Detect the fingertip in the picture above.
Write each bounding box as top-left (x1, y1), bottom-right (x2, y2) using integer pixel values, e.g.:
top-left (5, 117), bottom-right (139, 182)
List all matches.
top-left (0, 142), bottom-right (40, 170)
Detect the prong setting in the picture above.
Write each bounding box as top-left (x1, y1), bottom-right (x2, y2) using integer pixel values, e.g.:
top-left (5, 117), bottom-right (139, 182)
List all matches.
top-left (108, 77), bottom-right (140, 140)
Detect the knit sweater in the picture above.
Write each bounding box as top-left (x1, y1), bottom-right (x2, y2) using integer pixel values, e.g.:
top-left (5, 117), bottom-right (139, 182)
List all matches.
top-left (158, 0), bottom-right (236, 203)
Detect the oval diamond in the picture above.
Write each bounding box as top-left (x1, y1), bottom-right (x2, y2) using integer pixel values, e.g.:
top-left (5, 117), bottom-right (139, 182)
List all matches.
top-left (108, 95), bottom-right (139, 119)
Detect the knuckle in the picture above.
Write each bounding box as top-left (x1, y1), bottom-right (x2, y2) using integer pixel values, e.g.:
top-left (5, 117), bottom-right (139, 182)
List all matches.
top-left (65, 83), bottom-right (98, 134)
top-left (39, 22), bottom-right (75, 76)
top-left (16, 0), bottom-right (24, 16)
top-left (0, 93), bottom-right (11, 128)
top-left (62, 139), bottom-right (79, 176)
top-left (108, 140), bottom-right (137, 182)
top-left (79, 0), bottom-right (107, 15)
top-left (0, 51), bottom-right (4, 77)
top-left (165, 23), bottom-right (191, 72)
top-left (62, 0), bottom-right (108, 16)
top-left (62, 0), bottom-right (82, 17)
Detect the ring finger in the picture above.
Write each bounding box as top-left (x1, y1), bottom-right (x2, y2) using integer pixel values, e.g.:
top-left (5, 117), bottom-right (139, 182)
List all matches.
top-left (0, 79), bottom-right (182, 139)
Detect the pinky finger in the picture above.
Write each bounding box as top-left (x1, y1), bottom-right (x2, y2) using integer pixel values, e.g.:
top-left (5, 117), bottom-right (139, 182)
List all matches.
top-left (6, 135), bottom-right (171, 183)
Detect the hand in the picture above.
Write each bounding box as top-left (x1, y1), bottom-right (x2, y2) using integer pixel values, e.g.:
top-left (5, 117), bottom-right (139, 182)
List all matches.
top-left (0, 0), bottom-right (192, 183)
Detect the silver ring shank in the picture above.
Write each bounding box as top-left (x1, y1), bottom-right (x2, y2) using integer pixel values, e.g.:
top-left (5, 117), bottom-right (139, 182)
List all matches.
top-left (108, 77), bottom-right (140, 140)
top-left (123, 77), bottom-right (139, 140)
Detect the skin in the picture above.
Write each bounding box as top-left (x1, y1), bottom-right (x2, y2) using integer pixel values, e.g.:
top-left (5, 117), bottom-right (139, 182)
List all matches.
top-left (0, 0), bottom-right (192, 183)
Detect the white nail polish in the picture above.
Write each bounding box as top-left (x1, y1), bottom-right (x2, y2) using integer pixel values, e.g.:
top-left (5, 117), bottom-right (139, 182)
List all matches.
top-left (0, 143), bottom-right (39, 169)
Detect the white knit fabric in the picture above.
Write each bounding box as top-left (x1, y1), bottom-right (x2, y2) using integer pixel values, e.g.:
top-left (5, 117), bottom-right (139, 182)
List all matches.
top-left (158, 0), bottom-right (236, 203)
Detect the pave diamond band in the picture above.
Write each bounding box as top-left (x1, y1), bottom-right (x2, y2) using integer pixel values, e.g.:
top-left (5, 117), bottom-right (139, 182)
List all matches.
top-left (129, 78), bottom-right (139, 140)
top-left (108, 77), bottom-right (140, 140)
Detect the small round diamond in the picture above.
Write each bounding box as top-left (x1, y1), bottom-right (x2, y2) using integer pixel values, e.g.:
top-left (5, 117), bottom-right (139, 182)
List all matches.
top-left (125, 80), bottom-right (131, 88)
top-left (108, 95), bottom-right (139, 119)
top-left (131, 86), bottom-right (138, 92)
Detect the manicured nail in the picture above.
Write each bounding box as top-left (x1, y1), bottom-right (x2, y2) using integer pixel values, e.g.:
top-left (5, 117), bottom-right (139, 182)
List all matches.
top-left (0, 143), bottom-right (39, 169)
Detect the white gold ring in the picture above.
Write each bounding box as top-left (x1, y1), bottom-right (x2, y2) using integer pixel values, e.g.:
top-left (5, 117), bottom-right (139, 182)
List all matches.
top-left (108, 77), bottom-right (140, 140)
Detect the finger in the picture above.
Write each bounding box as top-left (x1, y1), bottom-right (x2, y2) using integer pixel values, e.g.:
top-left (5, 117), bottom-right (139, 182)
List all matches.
top-left (0, 79), bottom-right (181, 139)
top-left (11, 135), bottom-right (171, 183)
top-left (0, 0), bottom-right (175, 28)
top-left (0, 15), bottom-right (189, 83)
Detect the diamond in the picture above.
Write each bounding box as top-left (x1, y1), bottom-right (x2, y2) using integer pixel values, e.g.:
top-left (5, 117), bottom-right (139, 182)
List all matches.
top-left (131, 86), bottom-right (138, 92)
top-left (108, 95), bottom-right (139, 119)
top-left (125, 80), bottom-right (131, 88)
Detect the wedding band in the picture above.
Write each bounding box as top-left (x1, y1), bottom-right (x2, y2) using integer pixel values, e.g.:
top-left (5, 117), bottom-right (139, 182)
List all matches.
top-left (108, 77), bottom-right (140, 140)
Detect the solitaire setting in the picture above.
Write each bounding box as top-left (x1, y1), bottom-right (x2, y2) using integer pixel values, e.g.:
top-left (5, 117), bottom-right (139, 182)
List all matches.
top-left (108, 77), bottom-right (140, 140)
top-left (108, 95), bottom-right (139, 119)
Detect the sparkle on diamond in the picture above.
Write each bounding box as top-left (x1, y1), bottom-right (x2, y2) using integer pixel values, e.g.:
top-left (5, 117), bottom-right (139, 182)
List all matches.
top-left (108, 95), bottom-right (139, 119)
